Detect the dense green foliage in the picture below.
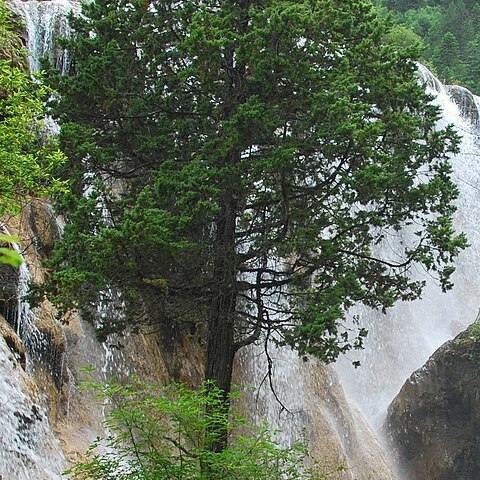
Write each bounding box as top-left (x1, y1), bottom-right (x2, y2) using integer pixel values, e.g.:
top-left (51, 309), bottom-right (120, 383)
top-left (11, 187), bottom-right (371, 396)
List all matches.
top-left (0, 1), bottom-right (66, 266)
top-left (47, 0), bottom-right (466, 399)
top-left (379, 0), bottom-right (480, 92)
top-left (66, 378), bottom-right (332, 480)
top-left (0, 1), bottom-right (65, 216)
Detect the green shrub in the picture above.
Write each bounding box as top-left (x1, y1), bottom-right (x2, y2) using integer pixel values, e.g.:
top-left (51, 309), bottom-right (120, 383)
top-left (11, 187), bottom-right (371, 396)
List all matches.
top-left (65, 376), bottom-right (337, 480)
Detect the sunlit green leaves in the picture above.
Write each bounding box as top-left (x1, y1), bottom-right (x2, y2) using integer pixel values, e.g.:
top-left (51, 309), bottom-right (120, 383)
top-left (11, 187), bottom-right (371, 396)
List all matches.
top-left (0, 234), bottom-right (22, 267)
top-left (0, 2), bottom-right (67, 217)
top-left (66, 377), bottom-right (332, 480)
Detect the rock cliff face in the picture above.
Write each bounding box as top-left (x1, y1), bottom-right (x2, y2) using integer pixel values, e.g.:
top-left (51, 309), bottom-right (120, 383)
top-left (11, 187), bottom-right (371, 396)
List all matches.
top-left (385, 320), bottom-right (480, 480)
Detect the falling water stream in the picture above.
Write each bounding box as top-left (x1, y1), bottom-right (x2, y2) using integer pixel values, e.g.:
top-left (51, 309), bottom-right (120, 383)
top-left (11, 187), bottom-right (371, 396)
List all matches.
top-left (9, 0), bottom-right (79, 73)
top-left (336, 65), bottom-right (480, 431)
top-left (0, 226), bottom-right (67, 479)
top-left (3, 2), bottom-right (480, 479)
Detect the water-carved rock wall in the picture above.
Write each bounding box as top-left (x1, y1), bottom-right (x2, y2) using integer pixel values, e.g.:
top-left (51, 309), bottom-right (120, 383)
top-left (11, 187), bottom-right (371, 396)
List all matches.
top-left (0, 203), bottom-right (205, 479)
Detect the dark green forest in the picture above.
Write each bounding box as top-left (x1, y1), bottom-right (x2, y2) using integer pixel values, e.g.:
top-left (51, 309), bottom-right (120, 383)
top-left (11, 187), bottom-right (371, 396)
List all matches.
top-left (379, 0), bottom-right (480, 93)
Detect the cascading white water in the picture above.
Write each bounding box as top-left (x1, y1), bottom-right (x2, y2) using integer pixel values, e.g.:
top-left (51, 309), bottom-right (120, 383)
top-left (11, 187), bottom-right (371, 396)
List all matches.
top-left (236, 341), bottom-right (396, 479)
top-left (0, 226), bottom-right (52, 369)
top-left (0, 339), bottom-right (66, 480)
top-left (336, 65), bottom-right (480, 431)
top-left (8, 0), bottom-right (80, 73)
top-left (0, 227), bottom-right (67, 480)
top-left (234, 267), bottom-right (395, 478)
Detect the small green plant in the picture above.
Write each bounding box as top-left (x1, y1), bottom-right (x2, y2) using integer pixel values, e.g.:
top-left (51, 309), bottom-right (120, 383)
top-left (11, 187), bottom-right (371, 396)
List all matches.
top-left (0, 4), bottom-right (67, 216)
top-left (65, 375), bottom-right (332, 480)
top-left (0, 234), bottom-right (22, 267)
top-left (451, 313), bottom-right (480, 361)
top-left (464, 315), bottom-right (480, 360)
top-left (0, 1), bottom-right (66, 270)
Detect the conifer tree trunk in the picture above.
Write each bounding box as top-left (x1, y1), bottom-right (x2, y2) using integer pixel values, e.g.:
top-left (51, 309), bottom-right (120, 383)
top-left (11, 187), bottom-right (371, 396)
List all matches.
top-left (204, 293), bottom-right (236, 453)
top-left (203, 2), bottom-right (248, 445)
top-left (205, 152), bottom-right (239, 452)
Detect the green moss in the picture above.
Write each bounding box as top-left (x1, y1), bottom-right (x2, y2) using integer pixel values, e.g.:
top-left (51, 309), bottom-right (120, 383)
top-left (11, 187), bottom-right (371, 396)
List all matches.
top-left (454, 316), bottom-right (480, 360)
top-left (142, 278), bottom-right (169, 296)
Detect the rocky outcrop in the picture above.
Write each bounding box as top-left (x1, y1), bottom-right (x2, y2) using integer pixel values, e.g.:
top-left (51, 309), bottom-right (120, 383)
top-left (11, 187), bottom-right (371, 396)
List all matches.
top-left (25, 201), bottom-right (63, 258)
top-left (0, 313), bottom-right (26, 369)
top-left (385, 320), bottom-right (480, 480)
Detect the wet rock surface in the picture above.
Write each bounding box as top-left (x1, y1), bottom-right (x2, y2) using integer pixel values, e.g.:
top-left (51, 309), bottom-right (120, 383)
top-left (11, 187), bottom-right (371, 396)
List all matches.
top-left (385, 321), bottom-right (480, 480)
top-left (0, 332), bottom-right (67, 480)
top-left (235, 346), bottom-right (397, 480)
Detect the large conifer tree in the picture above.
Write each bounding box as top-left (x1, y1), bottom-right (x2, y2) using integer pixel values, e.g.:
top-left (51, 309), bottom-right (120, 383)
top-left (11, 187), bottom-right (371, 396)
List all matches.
top-left (48, 0), bottom-right (465, 409)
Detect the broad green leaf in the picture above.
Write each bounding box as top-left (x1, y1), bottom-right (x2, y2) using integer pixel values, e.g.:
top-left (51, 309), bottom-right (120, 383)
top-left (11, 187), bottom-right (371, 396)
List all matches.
top-left (0, 247), bottom-right (23, 268)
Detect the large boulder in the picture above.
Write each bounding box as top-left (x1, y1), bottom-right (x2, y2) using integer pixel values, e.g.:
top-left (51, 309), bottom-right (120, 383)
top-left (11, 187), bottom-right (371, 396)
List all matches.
top-left (385, 320), bottom-right (480, 480)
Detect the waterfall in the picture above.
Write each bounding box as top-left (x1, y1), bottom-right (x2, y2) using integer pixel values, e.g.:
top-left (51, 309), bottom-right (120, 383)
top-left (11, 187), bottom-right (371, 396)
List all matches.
top-left (3, 1), bottom-right (480, 478)
top-left (336, 65), bottom-right (480, 431)
top-left (233, 268), bottom-right (396, 477)
top-left (0, 339), bottom-right (67, 479)
top-left (0, 227), bottom-right (67, 480)
top-left (236, 343), bottom-right (396, 479)
top-left (0, 226), bottom-right (50, 368)
top-left (8, 0), bottom-right (79, 73)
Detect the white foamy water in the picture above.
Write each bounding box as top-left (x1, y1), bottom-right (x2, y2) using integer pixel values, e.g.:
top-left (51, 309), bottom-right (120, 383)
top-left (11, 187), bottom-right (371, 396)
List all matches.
top-left (336, 66), bottom-right (480, 430)
top-left (236, 340), bottom-right (396, 479)
top-left (0, 227), bottom-right (66, 479)
top-left (0, 337), bottom-right (66, 480)
top-left (8, 0), bottom-right (80, 73)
